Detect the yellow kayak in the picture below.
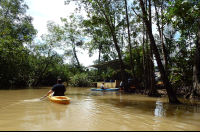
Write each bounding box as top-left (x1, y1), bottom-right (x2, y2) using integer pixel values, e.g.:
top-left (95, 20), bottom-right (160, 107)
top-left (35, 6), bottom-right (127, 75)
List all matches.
top-left (49, 94), bottom-right (70, 104)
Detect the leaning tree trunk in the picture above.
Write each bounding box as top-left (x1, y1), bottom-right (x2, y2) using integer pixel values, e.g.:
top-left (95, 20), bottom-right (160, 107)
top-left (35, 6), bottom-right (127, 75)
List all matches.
top-left (147, 0), bottom-right (160, 97)
top-left (148, 44), bottom-right (160, 97)
top-left (72, 42), bottom-right (81, 70)
top-left (139, 0), bottom-right (181, 103)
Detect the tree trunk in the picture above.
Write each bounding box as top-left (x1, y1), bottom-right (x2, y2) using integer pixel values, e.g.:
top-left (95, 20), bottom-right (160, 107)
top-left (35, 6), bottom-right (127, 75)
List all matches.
top-left (143, 19), bottom-right (147, 91)
top-left (72, 40), bottom-right (81, 71)
top-left (149, 43), bottom-right (160, 97)
top-left (148, 0), bottom-right (160, 97)
top-left (191, 16), bottom-right (200, 98)
top-left (112, 34), bottom-right (128, 91)
top-left (95, 0), bottom-right (128, 92)
top-left (145, 0), bottom-right (150, 93)
top-left (139, 0), bottom-right (181, 103)
top-left (125, 0), bottom-right (138, 91)
top-left (154, 0), bottom-right (169, 73)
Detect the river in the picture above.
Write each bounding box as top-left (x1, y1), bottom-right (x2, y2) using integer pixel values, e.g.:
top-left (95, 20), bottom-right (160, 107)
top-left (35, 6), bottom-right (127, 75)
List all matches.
top-left (0, 86), bottom-right (200, 131)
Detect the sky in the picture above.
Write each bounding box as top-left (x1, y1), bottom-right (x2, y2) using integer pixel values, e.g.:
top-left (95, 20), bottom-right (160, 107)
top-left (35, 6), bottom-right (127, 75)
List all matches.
top-left (24, 0), bottom-right (99, 67)
top-left (23, 0), bottom-right (166, 68)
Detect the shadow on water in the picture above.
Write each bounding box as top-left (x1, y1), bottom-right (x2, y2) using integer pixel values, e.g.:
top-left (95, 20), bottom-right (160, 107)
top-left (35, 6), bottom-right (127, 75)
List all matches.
top-left (65, 87), bottom-right (200, 119)
top-left (89, 90), bottom-right (200, 119)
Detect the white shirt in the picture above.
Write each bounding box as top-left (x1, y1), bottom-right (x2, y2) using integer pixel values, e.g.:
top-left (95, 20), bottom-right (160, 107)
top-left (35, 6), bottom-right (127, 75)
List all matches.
top-left (101, 84), bottom-right (104, 88)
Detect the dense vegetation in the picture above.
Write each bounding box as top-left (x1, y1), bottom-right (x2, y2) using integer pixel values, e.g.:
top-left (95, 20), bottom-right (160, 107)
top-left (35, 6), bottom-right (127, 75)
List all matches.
top-left (1, 0), bottom-right (200, 103)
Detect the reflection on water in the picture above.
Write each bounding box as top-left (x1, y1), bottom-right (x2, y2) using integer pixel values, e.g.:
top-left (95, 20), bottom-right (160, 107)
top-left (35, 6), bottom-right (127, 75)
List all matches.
top-left (155, 101), bottom-right (166, 117)
top-left (0, 87), bottom-right (200, 131)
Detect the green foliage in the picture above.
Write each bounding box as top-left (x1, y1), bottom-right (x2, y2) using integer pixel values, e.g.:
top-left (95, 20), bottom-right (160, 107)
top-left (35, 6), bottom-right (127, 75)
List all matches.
top-left (60, 14), bottom-right (85, 71)
top-left (164, 0), bottom-right (197, 89)
top-left (70, 73), bottom-right (93, 87)
top-left (0, 0), bottom-right (37, 87)
top-left (82, 15), bottom-right (117, 62)
top-left (100, 67), bottom-right (114, 79)
top-left (169, 45), bottom-right (195, 87)
top-left (124, 46), bottom-right (144, 78)
top-left (166, 0), bottom-right (199, 38)
top-left (40, 62), bottom-right (70, 86)
top-left (0, 0), bottom-right (198, 93)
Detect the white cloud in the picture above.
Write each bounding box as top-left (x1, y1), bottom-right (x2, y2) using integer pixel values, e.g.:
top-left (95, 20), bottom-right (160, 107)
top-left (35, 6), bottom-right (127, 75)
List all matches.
top-left (66, 48), bottom-right (99, 67)
top-left (24, 0), bottom-right (98, 67)
top-left (25, 0), bottom-right (77, 37)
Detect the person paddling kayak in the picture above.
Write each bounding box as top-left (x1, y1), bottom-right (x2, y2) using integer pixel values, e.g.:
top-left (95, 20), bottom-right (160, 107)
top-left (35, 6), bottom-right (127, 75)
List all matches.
top-left (101, 82), bottom-right (108, 90)
top-left (44, 79), bottom-right (66, 97)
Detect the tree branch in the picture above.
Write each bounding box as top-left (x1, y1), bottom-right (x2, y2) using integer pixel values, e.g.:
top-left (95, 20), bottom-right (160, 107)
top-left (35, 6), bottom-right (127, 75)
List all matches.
top-left (131, 7), bottom-right (143, 19)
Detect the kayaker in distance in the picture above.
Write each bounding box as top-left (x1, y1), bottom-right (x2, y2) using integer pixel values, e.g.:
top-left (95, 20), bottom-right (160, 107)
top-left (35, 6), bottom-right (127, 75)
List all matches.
top-left (44, 79), bottom-right (66, 97)
top-left (101, 82), bottom-right (108, 90)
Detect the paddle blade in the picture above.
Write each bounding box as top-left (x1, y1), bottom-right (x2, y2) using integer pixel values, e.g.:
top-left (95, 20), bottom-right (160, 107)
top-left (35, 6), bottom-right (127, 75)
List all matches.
top-left (40, 96), bottom-right (46, 100)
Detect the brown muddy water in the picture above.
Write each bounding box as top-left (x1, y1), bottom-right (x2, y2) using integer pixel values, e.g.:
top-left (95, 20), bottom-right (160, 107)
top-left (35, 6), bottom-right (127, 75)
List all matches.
top-left (0, 86), bottom-right (200, 131)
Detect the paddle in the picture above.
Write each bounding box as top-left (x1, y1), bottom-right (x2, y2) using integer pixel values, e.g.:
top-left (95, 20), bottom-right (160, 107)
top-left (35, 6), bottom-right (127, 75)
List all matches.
top-left (40, 96), bottom-right (46, 100)
top-left (40, 90), bottom-right (52, 100)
